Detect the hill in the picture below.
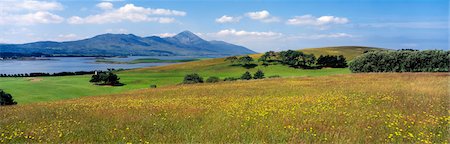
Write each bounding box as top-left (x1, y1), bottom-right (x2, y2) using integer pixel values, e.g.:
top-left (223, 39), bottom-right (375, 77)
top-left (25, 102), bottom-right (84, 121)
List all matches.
top-left (0, 31), bottom-right (256, 57)
top-left (299, 46), bottom-right (385, 60)
top-left (0, 46), bottom-right (379, 104)
top-left (0, 73), bottom-right (447, 143)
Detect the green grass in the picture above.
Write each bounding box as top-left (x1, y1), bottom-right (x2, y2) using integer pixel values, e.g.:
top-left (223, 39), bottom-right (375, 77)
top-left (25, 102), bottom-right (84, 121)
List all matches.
top-left (0, 46), bottom-right (376, 104)
top-left (0, 73), bottom-right (447, 143)
top-left (95, 58), bottom-right (198, 64)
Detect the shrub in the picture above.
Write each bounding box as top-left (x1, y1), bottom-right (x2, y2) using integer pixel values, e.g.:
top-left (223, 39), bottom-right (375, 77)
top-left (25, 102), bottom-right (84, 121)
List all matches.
top-left (183, 73), bottom-right (204, 84)
top-left (206, 76), bottom-right (220, 83)
top-left (268, 75), bottom-right (281, 78)
top-left (241, 71), bottom-right (252, 80)
top-left (317, 55), bottom-right (348, 68)
top-left (0, 89), bottom-right (17, 106)
top-left (253, 70), bottom-right (265, 79)
top-left (90, 71), bottom-right (122, 86)
top-left (349, 50), bottom-right (449, 72)
top-left (149, 84), bottom-right (157, 88)
top-left (223, 77), bottom-right (238, 81)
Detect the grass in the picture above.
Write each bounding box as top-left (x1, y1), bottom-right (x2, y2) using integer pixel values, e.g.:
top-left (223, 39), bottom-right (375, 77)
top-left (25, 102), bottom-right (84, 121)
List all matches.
top-left (299, 46), bottom-right (385, 60)
top-left (0, 73), bottom-right (447, 143)
top-left (95, 58), bottom-right (199, 64)
top-left (1, 46), bottom-right (375, 104)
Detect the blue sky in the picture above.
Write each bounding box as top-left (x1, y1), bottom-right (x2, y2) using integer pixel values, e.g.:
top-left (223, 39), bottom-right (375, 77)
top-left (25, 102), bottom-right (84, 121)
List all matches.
top-left (0, 0), bottom-right (448, 52)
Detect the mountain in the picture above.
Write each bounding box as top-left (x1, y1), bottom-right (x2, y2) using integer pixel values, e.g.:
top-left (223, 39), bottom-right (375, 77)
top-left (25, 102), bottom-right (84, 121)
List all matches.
top-left (0, 31), bottom-right (256, 57)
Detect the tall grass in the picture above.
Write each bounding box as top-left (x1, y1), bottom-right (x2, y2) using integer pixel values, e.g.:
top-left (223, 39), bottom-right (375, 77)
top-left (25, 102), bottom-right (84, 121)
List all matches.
top-left (0, 73), bottom-right (447, 143)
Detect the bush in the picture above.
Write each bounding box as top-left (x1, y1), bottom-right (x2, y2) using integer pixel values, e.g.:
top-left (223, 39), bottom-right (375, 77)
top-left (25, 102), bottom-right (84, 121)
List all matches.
top-left (149, 84), bottom-right (157, 88)
top-left (241, 71), bottom-right (252, 80)
top-left (183, 73), bottom-right (204, 84)
top-left (206, 76), bottom-right (220, 83)
top-left (349, 50), bottom-right (449, 72)
top-left (90, 71), bottom-right (122, 86)
top-left (317, 55), bottom-right (348, 68)
top-left (223, 77), bottom-right (238, 81)
top-left (253, 70), bottom-right (265, 79)
top-left (268, 75), bottom-right (281, 78)
top-left (0, 89), bottom-right (17, 106)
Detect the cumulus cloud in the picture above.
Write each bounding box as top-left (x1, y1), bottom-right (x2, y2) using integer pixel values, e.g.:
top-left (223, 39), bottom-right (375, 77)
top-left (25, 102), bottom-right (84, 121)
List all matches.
top-left (157, 33), bottom-right (176, 37)
top-left (216, 29), bottom-right (283, 37)
top-left (0, 0), bottom-right (64, 25)
top-left (245, 10), bottom-right (280, 23)
top-left (68, 3), bottom-right (186, 24)
top-left (0, 0), bottom-right (63, 12)
top-left (215, 15), bottom-right (241, 23)
top-left (0, 11), bottom-right (64, 25)
top-left (96, 2), bottom-right (114, 10)
top-left (286, 15), bottom-right (349, 26)
top-left (287, 33), bottom-right (353, 40)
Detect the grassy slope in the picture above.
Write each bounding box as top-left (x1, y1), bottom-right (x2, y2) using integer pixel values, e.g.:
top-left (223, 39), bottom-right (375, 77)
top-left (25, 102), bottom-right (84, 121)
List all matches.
top-left (0, 46), bottom-right (378, 104)
top-left (0, 73), bottom-right (447, 143)
top-left (299, 46), bottom-right (385, 60)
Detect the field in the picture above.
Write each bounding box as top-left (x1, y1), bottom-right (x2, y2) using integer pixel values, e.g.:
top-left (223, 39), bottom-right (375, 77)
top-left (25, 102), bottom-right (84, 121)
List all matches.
top-left (0, 73), bottom-right (448, 143)
top-left (0, 46), bottom-right (377, 104)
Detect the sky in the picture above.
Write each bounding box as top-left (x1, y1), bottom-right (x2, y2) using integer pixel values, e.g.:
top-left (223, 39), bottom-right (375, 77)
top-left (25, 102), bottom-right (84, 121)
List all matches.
top-left (0, 0), bottom-right (448, 52)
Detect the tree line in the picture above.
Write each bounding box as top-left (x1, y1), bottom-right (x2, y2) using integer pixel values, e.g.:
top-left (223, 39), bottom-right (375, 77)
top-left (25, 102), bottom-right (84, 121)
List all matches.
top-left (182, 70), bottom-right (267, 84)
top-left (349, 50), bottom-right (449, 72)
top-left (225, 50), bottom-right (348, 69)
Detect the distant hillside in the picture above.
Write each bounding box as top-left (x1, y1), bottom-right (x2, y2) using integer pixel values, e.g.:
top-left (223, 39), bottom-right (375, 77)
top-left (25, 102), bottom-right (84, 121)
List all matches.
top-left (0, 31), bottom-right (256, 57)
top-left (298, 46), bottom-right (386, 60)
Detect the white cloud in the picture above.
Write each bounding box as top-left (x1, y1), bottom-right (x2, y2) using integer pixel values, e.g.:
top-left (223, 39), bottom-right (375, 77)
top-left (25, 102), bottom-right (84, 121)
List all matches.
top-left (246, 10), bottom-right (270, 20)
top-left (68, 3), bottom-right (186, 24)
top-left (286, 15), bottom-right (349, 26)
top-left (287, 33), bottom-right (353, 40)
top-left (215, 15), bottom-right (241, 23)
top-left (55, 34), bottom-right (80, 41)
top-left (0, 11), bottom-right (64, 25)
top-left (96, 2), bottom-right (113, 10)
top-left (358, 22), bottom-right (448, 29)
top-left (0, 0), bottom-right (63, 12)
top-left (157, 33), bottom-right (176, 37)
top-left (245, 10), bottom-right (279, 23)
top-left (216, 29), bottom-right (283, 37)
top-left (0, 0), bottom-right (64, 25)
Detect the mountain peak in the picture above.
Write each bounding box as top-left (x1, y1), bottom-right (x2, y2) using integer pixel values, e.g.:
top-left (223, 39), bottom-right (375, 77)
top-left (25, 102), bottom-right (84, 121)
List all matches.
top-left (171, 30), bottom-right (205, 44)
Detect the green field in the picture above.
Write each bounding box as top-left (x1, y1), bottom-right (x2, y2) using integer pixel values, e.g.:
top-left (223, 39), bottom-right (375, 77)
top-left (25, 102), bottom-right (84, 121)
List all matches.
top-left (0, 46), bottom-right (378, 104)
top-left (95, 58), bottom-right (199, 64)
top-left (0, 73), bottom-right (447, 143)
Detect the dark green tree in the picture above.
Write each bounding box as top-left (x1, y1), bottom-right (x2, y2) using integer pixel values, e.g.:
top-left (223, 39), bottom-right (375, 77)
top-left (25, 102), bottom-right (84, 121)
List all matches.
top-left (238, 55), bottom-right (254, 65)
top-left (240, 71), bottom-right (253, 80)
top-left (253, 70), bottom-right (265, 79)
top-left (89, 70), bottom-right (121, 86)
top-left (206, 76), bottom-right (220, 83)
top-left (183, 73), bottom-right (204, 84)
top-left (0, 89), bottom-right (17, 106)
top-left (225, 56), bottom-right (238, 63)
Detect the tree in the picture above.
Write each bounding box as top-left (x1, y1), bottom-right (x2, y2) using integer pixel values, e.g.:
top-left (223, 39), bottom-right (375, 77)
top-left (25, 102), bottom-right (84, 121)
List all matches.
top-left (225, 56), bottom-right (238, 63)
top-left (317, 55), bottom-right (347, 68)
top-left (240, 71), bottom-right (252, 80)
top-left (349, 50), bottom-right (449, 72)
top-left (183, 73), bottom-right (204, 84)
top-left (253, 70), bottom-right (265, 79)
top-left (238, 55), bottom-right (254, 65)
top-left (0, 89), bottom-right (17, 106)
top-left (206, 76), bottom-right (220, 83)
top-left (258, 51), bottom-right (278, 63)
top-left (89, 70), bottom-right (122, 86)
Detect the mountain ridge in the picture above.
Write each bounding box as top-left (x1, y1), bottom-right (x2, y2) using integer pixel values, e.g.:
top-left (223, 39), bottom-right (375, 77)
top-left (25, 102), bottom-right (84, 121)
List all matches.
top-left (0, 31), bottom-right (256, 57)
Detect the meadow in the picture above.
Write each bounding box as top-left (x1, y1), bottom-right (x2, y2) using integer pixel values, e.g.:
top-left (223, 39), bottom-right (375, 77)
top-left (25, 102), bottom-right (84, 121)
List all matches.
top-left (0, 73), bottom-right (448, 143)
top-left (0, 46), bottom-right (377, 104)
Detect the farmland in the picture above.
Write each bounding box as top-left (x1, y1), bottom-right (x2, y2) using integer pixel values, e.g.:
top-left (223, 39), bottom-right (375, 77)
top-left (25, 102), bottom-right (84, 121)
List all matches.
top-left (0, 73), bottom-right (448, 143)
